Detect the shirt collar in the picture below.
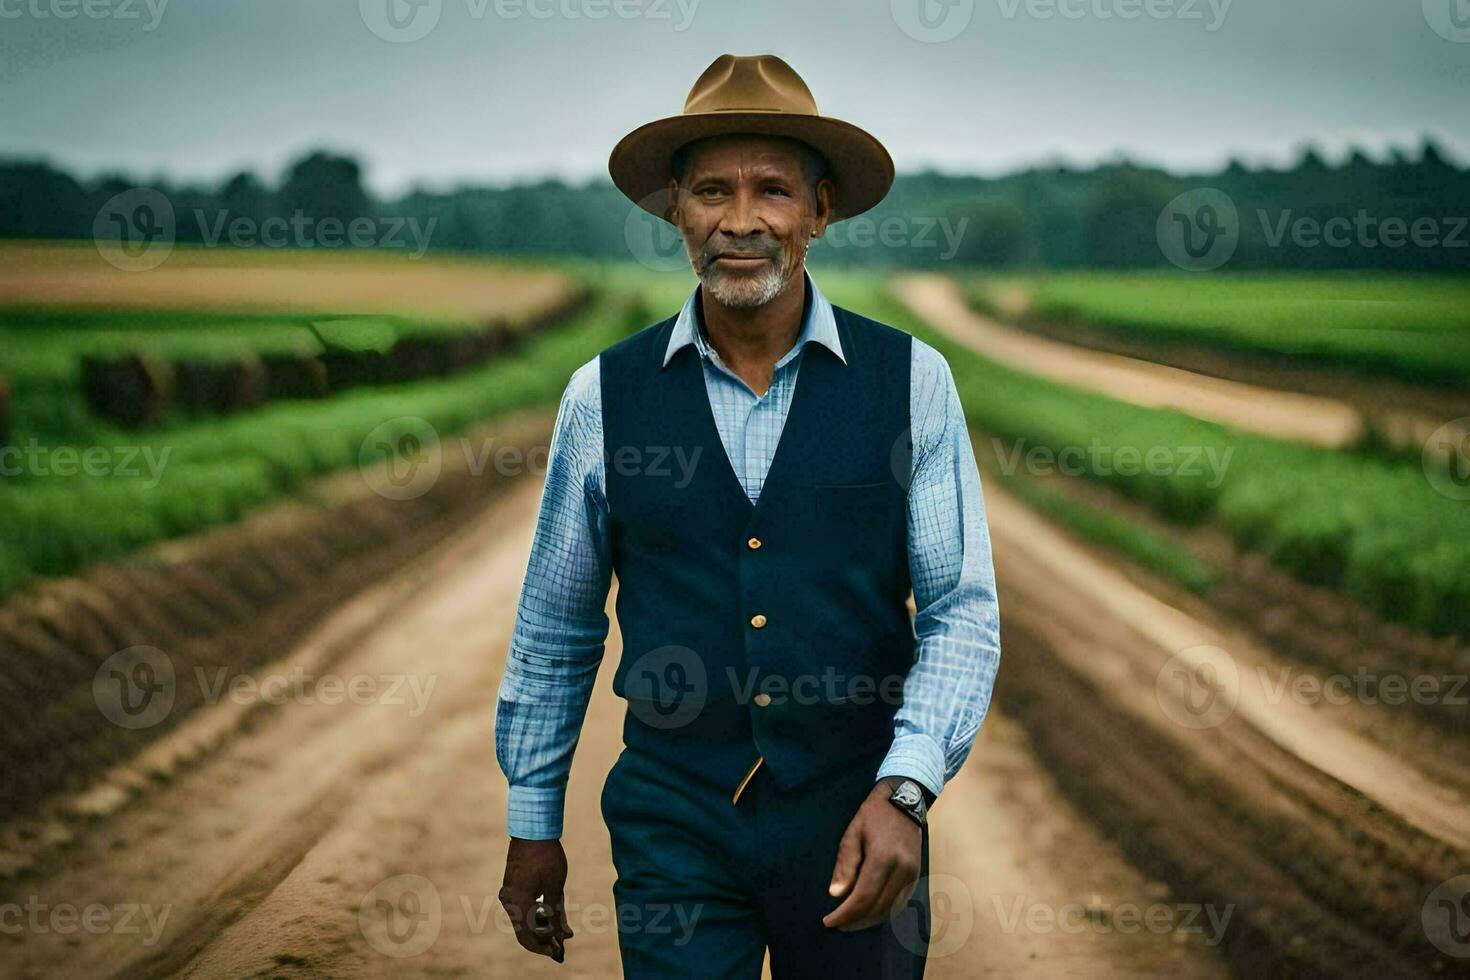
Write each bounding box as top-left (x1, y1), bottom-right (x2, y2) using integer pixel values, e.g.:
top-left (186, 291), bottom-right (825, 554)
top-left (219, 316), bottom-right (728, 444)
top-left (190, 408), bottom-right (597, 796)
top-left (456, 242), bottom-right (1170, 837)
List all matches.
top-left (661, 268), bottom-right (846, 370)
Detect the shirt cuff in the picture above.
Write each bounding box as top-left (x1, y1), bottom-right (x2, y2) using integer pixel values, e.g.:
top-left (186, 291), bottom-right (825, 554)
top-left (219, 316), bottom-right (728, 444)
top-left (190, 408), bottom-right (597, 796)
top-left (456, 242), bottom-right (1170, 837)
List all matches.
top-left (507, 785), bottom-right (566, 840)
top-left (875, 733), bottom-right (947, 802)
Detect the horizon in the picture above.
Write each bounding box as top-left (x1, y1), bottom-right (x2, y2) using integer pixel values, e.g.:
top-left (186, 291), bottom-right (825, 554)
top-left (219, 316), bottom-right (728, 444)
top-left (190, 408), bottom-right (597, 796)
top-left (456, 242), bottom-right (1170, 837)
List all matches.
top-left (2, 1), bottom-right (1467, 197)
top-left (7, 131), bottom-right (1465, 200)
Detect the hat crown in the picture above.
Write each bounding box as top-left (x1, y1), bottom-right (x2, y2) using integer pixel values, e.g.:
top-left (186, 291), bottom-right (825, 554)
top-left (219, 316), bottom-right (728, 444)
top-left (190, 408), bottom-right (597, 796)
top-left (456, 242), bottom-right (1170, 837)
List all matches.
top-left (683, 54), bottom-right (820, 117)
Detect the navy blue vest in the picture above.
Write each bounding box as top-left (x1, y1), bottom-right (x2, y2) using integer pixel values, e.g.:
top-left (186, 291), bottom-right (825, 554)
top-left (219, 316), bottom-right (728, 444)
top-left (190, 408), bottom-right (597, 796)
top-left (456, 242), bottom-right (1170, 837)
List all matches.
top-left (600, 298), bottom-right (916, 794)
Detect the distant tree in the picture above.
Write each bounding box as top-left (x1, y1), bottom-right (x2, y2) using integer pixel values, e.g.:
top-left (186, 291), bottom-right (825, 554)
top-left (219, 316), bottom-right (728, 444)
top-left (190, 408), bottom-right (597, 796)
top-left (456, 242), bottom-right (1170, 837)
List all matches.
top-left (220, 171), bottom-right (270, 215)
top-left (1296, 144), bottom-right (1330, 173)
top-left (277, 151), bottom-right (372, 232)
top-left (1082, 167), bottom-right (1173, 268)
top-left (950, 199), bottom-right (1025, 267)
top-left (0, 161), bottom-right (89, 239)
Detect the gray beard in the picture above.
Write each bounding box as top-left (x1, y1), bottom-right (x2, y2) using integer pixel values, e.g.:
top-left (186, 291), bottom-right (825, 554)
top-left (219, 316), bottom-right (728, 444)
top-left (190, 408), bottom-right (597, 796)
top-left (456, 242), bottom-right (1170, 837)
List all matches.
top-left (698, 260), bottom-right (793, 309)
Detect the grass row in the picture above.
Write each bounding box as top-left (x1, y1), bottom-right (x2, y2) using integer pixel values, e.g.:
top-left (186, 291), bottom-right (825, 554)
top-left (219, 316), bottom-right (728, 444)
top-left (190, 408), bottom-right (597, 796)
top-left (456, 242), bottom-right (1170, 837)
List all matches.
top-left (968, 272), bottom-right (1470, 388)
top-left (823, 273), bottom-right (1470, 637)
top-left (983, 460), bottom-right (1220, 595)
top-left (0, 268), bottom-right (658, 600)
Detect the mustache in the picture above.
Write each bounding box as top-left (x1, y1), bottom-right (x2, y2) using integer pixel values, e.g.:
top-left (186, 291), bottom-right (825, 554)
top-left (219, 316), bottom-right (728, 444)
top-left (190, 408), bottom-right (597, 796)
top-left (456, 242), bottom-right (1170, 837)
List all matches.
top-left (700, 236), bottom-right (784, 268)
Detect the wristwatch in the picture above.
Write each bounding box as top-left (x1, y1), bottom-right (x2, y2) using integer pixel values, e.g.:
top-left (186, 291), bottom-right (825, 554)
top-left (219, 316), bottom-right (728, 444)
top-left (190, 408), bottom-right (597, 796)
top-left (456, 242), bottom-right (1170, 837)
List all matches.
top-left (886, 778), bottom-right (928, 828)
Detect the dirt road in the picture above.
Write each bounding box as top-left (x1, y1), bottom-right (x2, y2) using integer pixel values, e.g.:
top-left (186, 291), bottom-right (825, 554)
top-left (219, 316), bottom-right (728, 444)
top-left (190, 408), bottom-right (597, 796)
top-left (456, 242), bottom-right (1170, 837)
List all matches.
top-left (1, 474), bottom-right (1230, 978)
top-left (893, 274), bottom-right (1366, 448)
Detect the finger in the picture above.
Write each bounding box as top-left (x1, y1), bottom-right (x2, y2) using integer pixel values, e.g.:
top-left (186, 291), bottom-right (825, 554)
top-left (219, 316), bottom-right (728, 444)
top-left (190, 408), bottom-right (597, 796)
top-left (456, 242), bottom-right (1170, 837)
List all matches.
top-left (828, 820), bottom-right (865, 898)
top-left (544, 888), bottom-right (573, 963)
top-left (840, 867), bottom-right (903, 933)
top-left (500, 888), bottom-right (558, 957)
top-left (556, 896), bottom-right (575, 941)
top-left (860, 867), bottom-right (918, 933)
top-left (892, 875), bottom-right (919, 915)
top-left (824, 854), bottom-right (894, 930)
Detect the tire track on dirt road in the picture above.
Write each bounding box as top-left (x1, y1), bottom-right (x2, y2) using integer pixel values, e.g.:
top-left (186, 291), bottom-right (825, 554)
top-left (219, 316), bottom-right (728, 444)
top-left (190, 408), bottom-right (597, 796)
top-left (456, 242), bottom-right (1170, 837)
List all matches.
top-left (981, 478), bottom-right (1470, 976)
top-left (0, 470), bottom-right (1231, 977)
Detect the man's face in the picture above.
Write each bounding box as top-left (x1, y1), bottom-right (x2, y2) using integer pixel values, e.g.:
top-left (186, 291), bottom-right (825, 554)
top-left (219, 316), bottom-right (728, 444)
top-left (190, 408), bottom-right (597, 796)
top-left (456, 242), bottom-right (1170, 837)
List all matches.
top-left (667, 135), bottom-right (834, 310)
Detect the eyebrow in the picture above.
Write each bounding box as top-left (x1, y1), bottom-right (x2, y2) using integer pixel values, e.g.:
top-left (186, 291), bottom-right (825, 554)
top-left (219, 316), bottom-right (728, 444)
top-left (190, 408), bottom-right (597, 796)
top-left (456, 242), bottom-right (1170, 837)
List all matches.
top-left (689, 165), bottom-right (801, 184)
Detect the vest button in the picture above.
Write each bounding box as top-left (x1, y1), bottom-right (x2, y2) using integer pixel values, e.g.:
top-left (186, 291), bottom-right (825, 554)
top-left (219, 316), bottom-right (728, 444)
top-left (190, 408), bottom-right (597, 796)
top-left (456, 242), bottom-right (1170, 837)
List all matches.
top-left (747, 536), bottom-right (762, 550)
top-left (753, 693), bottom-right (773, 707)
top-left (749, 614), bottom-right (768, 629)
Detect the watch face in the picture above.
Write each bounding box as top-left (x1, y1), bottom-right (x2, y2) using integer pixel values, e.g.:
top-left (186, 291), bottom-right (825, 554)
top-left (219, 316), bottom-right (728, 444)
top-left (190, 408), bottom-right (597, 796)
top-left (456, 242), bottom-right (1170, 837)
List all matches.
top-left (893, 782), bottom-right (923, 808)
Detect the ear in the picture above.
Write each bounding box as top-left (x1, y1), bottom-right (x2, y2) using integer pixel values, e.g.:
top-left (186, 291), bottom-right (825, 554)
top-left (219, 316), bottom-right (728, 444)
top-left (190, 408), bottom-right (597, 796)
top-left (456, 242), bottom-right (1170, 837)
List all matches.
top-left (811, 177), bottom-right (836, 238)
top-left (663, 177), bottom-right (682, 223)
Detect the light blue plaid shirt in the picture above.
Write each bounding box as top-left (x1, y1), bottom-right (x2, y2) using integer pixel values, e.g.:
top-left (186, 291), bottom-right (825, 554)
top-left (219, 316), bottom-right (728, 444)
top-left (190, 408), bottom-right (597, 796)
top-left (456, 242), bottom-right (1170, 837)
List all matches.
top-left (495, 270), bottom-right (1001, 840)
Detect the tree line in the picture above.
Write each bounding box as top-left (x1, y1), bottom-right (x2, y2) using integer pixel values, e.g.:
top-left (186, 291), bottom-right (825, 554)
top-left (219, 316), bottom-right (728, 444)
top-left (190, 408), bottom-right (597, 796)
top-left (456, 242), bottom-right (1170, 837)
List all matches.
top-left (2, 140), bottom-right (1467, 270)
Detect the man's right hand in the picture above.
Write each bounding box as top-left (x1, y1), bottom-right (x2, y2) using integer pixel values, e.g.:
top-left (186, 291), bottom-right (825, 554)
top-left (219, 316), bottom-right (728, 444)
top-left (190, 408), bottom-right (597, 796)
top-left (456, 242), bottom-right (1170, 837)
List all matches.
top-left (499, 838), bottom-right (573, 963)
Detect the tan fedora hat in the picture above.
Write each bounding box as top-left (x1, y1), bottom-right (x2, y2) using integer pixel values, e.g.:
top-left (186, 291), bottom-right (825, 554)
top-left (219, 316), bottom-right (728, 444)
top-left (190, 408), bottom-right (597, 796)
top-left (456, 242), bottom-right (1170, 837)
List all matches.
top-left (609, 53), bottom-right (894, 224)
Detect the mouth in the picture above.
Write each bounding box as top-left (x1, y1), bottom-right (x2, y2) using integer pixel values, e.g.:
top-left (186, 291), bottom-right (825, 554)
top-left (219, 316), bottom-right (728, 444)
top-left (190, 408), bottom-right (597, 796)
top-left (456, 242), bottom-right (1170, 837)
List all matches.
top-left (711, 254), bottom-right (771, 269)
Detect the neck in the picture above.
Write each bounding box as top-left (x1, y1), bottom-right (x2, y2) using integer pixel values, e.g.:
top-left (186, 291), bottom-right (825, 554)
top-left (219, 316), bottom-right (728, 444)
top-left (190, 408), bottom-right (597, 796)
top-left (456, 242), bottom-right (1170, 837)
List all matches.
top-left (698, 268), bottom-right (807, 381)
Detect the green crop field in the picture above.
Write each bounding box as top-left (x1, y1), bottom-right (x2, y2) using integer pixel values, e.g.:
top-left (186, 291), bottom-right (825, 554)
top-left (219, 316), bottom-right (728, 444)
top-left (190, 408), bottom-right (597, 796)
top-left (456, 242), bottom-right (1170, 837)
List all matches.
top-left (969, 272), bottom-right (1470, 386)
top-left (0, 260), bottom-right (677, 600)
top-left (819, 273), bottom-right (1470, 637)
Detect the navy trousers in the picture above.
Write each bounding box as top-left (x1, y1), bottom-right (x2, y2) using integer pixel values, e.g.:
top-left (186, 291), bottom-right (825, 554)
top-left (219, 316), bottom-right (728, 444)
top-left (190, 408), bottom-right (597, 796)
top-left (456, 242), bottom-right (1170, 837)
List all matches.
top-left (600, 744), bottom-right (930, 979)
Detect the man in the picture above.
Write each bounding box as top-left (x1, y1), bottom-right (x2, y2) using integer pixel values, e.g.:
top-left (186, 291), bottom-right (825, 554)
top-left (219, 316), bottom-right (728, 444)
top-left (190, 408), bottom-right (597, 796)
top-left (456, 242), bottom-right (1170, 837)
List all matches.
top-left (496, 54), bottom-right (1000, 978)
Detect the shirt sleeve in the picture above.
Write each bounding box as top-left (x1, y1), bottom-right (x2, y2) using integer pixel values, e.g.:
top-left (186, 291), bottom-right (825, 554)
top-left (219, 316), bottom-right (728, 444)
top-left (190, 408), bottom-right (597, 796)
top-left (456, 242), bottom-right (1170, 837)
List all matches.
top-left (494, 355), bottom-right (613, 840)
top-left (875, 337), bottom-right (1002, 801)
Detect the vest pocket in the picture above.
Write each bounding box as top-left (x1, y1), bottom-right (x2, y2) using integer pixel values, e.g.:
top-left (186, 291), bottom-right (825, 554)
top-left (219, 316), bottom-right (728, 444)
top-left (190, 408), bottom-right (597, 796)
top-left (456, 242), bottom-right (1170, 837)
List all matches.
top-left (807, 481), bottom-right (900, 542)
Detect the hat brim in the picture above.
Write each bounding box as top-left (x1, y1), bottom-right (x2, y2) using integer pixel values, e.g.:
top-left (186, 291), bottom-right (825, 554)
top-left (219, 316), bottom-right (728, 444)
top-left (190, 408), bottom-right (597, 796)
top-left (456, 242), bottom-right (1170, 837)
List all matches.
top-left (608, 111), bottom-right (894, 224)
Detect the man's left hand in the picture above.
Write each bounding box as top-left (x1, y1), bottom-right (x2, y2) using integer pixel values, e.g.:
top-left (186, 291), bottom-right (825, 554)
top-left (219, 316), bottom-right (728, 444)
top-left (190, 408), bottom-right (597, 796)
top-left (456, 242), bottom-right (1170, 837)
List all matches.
top-left (822, 775), bottom-right (923, 931)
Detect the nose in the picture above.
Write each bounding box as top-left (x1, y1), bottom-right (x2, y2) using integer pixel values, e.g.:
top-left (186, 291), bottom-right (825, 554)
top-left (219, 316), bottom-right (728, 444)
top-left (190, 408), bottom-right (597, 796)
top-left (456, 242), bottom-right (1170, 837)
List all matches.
top-left (717, 185), bottom-right (763, 239)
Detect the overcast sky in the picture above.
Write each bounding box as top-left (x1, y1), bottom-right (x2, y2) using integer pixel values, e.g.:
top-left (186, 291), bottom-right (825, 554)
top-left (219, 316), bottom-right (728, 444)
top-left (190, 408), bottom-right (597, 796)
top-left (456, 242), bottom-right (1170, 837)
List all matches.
top-left (3, 0), bottom-right (1467, 195)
